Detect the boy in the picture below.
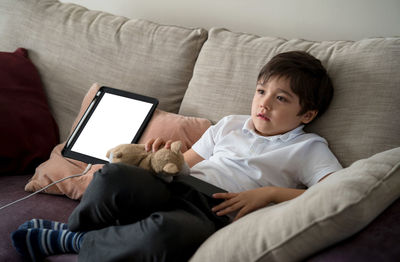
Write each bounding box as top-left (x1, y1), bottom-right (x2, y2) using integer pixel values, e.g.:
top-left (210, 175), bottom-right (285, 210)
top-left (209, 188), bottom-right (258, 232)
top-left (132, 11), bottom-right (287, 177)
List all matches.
top-left (12, 51), bottom-right (342, 262)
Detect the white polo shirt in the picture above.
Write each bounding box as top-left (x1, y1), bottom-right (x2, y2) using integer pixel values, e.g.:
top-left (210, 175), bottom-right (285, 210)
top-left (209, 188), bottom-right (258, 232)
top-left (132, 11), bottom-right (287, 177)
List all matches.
top-left (190, 115), bottom-right (342, 192)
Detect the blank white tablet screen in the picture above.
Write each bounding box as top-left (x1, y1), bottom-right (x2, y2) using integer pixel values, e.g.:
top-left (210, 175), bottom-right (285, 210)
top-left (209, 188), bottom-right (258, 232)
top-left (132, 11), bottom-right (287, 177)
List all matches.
top-left (70, 93), bottom-right (153, 161)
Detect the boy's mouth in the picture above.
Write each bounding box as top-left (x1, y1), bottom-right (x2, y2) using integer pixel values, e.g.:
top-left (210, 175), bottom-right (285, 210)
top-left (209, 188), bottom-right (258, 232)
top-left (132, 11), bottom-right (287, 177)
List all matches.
top-left (257, 113), bottom-right (270, 121)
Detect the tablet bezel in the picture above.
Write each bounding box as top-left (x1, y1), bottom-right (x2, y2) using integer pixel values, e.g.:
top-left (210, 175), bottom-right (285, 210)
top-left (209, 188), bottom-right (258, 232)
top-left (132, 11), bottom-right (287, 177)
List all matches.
top-left (62, 86), bottom-right (158, 164)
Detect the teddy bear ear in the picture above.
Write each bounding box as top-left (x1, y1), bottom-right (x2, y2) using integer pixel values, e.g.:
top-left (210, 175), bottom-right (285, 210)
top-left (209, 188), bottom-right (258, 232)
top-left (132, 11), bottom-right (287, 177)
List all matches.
top-left (163, 163), bottom-right (179, 174)
top-left (170, 141), bottom-right (182, 153)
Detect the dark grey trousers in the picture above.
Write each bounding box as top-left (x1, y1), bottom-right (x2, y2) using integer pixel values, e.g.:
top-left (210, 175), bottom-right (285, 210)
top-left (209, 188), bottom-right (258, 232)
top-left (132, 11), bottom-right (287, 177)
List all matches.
top-left (68, 163), bottom-right (229, 262)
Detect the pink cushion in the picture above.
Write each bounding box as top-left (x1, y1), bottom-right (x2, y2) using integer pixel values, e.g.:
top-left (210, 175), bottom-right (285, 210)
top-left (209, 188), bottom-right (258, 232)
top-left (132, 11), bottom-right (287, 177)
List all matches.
top-left (0, 48), bottom-right (59, 175)
top-left (25, 83), bottom-right (211, 199)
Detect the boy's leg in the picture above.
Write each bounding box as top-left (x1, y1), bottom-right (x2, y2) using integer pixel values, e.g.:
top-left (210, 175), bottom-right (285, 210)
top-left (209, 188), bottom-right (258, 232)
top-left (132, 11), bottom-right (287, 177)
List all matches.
top-left (68, 163), bottom-right (172, 232)
top-left (79, 209), bottom-right (217, 262)
top-left (79, 182), bottom-right (230, 262)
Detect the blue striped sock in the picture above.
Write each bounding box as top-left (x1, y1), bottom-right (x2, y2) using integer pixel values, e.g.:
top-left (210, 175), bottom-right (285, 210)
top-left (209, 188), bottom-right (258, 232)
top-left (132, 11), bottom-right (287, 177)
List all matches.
top-left (11, 228), bottom-right (85, 261)
top-left (18, 219), bottom-right (68, 230)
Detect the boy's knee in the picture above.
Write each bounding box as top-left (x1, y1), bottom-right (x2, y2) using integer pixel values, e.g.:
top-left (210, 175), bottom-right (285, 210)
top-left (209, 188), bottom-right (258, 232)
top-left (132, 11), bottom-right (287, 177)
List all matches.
top-left (87, 163), bottom-right (119, 185)
top-left (86, 163), bottom-right (138, 194)
top-left (95, 163), bottom-right (157, 185)
top-left (81, 164), bottom-right (119, 197)
top-left (95, 163), bottom-right (127, 181)
top-left (137, 213), bottom-right (181, 260)
top-left (139, 212), bottom-right (213, 261)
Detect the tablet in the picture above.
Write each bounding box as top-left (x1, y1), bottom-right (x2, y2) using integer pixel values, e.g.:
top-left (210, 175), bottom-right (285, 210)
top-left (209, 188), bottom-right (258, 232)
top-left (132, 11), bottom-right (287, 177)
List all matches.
top-left (62, 86), bottom-right (158, 164)
top-left (174, 175), bottom-right (227, 196)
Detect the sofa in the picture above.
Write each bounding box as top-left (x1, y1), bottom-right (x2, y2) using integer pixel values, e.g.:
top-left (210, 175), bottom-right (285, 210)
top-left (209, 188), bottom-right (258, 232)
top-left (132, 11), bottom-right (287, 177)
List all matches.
top-left (1, 0), bottom-right (399, 261)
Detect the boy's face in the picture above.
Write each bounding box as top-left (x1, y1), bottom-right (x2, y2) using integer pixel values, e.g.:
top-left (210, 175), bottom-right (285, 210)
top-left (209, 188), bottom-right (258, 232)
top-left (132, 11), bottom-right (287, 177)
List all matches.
top-left (251, 76), bottom-right (317, 136)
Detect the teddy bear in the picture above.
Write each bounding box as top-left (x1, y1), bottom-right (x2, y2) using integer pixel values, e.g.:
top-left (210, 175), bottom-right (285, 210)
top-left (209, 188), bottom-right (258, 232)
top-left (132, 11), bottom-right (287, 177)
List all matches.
top-left (106, 141), bottom-right (189, 182)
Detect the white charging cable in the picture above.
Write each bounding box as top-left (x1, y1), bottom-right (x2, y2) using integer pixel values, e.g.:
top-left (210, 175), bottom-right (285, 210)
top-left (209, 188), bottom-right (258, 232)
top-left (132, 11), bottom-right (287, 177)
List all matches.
top-left (0, 164), bottom-right (93, 211)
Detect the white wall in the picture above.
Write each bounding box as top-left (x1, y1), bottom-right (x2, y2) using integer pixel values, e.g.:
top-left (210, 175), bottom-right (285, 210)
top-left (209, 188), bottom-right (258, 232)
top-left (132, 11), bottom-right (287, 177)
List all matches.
top-left (61, 0), bottom-right (400, 41)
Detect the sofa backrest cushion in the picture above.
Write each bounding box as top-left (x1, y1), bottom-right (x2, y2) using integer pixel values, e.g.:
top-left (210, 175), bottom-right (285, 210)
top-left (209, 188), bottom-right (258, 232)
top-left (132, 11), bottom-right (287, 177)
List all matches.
top-left (0, 0), bottom-right (207, 141)
top-left (179, 28), bottom-right (400, 166)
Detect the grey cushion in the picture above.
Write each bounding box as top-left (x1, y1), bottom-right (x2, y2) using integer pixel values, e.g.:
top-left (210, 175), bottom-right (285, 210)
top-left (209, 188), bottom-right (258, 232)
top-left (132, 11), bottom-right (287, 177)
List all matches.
top-left (179, 28), bottom-right (400, 167)
top-left (0, 0), bottom-right (207, 141)
top-left (190, 147), bottom-right (400, 262)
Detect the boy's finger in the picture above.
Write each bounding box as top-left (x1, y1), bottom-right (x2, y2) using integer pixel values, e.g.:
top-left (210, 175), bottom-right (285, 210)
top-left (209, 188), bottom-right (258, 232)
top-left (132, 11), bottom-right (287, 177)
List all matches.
top-left (234, 208), bottom-right (248, 221)
top-left (164, 140), bottom-right (173, 149)
top-left (211, 199), bottom-right (231, 212)
top-left (216, 202), bottom-right (243, 216)
top-left (212, 193), bottom-right (226, 199)
top-left (212, 196), bottom-right (239, 212)
top-left (145, 138), bottom-right (155, 152)
top-left (212, 192), bottom-right (237, 199)
top-left (152, 138), bottom-right (164, 152)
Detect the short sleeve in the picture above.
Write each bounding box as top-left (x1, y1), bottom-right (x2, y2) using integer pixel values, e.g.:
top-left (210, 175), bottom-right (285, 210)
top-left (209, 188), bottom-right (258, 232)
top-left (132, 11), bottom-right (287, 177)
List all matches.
top-left (298, 140), bottom-right (343, 187)
top-left (191, 116), bottom-right (230, 160)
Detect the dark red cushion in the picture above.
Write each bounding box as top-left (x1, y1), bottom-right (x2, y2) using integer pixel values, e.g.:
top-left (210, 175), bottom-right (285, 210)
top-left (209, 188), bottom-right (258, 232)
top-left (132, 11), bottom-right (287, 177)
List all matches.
top-left (0, 48), bottom-right (59, 175)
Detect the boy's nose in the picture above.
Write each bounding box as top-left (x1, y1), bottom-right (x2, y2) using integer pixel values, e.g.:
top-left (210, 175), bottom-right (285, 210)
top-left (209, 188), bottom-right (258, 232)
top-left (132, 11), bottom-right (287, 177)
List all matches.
top-left (261, 96), bottom-right (272, 110)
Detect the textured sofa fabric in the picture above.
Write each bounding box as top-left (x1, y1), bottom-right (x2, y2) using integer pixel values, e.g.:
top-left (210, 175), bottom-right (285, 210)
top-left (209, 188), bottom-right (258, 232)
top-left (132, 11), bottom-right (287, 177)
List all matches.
top-left (0, 0), bottom-right (207, 141)
top-left (1, 0), bottom-right (399, 261)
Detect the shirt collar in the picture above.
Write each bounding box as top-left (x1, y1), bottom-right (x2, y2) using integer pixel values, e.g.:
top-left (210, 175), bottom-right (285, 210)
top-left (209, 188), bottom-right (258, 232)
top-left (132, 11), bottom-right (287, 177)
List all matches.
top-left (242, 117), bottom-right (305, 143)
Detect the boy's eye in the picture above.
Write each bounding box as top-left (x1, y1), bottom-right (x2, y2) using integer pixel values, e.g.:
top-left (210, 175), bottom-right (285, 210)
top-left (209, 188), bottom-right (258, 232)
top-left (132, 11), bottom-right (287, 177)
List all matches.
top-left (277, 96), bottom-right (287, 102)
top-left (257, 89), bottom-right (265, 95)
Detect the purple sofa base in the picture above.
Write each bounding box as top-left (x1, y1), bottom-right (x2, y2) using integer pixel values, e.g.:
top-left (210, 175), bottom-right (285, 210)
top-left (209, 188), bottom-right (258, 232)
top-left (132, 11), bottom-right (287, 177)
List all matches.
top-left (1, 174), bottom-right (398, 261)
top-left (0, 174), bottom-right (78, 262)
top-left (307, 195), bottom-right (400, 261)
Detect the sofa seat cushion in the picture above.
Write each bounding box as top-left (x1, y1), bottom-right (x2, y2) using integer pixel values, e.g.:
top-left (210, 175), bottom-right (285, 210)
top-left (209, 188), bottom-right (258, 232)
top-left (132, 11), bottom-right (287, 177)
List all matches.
top-left (179, 28), bottom-right (400, 167)
top-left (190, 147), bottom-right (400, 262)
top-left (0, 0), bottom-right (208, 141)
top-left (0, 48), bottom-right (59, 176)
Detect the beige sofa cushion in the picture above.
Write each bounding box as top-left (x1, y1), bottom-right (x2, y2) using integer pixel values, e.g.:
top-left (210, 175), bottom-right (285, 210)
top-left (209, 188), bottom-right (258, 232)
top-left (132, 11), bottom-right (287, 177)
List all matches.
top-left (190, 147), bottom-right (400, 262)
top-left (0, 0), bottom-right (207, 141)
top-left (179, 28), bottom-right (400, 167)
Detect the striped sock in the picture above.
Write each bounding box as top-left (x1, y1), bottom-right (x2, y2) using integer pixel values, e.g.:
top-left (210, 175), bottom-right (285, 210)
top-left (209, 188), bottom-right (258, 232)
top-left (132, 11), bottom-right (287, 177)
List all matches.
top-left (11, 228), bottom-right (85, 261)
top-left (18, 219), bottom-right (68, 230)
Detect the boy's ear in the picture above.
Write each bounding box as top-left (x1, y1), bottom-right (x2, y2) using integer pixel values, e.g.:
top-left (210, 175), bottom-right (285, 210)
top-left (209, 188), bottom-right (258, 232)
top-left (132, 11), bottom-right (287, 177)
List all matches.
top-left (301, 110), bottom-right (318, 124)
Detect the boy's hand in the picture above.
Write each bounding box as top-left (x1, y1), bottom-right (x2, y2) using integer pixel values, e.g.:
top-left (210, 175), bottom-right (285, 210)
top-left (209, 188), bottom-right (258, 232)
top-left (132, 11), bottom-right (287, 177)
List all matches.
top-left (145, 138), bottom-right (173, 152)
top-left (212, 187), bottom-right (275, 221)
top-left (212, 186), bottom-right (306, 221)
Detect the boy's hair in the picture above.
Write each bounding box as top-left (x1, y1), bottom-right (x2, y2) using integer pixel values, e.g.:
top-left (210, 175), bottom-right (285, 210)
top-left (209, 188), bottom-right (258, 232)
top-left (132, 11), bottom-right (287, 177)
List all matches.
top-left (257, 51), bottom-right (333, 119)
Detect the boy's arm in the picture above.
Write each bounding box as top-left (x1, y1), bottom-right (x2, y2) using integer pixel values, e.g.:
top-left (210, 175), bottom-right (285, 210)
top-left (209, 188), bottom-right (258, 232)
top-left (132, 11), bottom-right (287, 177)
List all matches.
top-left (183, 149), bottom-right (205, 168)
top-left (212, 187), bottom-right (305, 221)
top-left (212, 173), bottom-right (333, 221)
